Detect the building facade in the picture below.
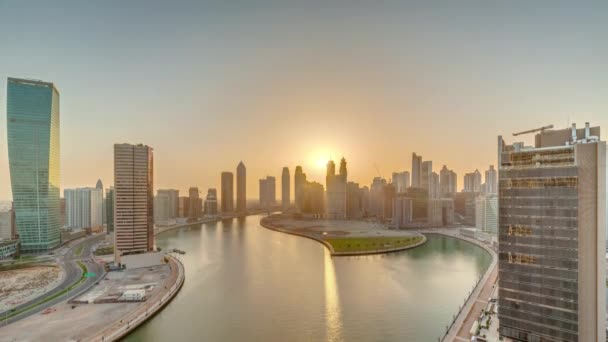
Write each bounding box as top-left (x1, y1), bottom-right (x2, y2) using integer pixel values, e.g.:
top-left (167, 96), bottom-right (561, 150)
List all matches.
top-left (282, 167), bottom-right (290, 211)
top-left (236, 162), bottom-right (247, 213)
top-left (498, 123), bottom-right (606, 342)
top-left (475, 194), bottom-right (498, 235)
top-left (188, 187), bottom-right (202, 218)
top-left (259, 176), bottom-right (276, 209)
top-left (484, 165), bottom-right (498, 194)
top-left (106, 187), bottom-right (115, 233)
top-left (204, 188), bottom-right (218, 216)
top-left (221, 172), bottom-right (234, 213)
top-left (294, 166), bottom-right (306, 212)
top-left (114, 143), bottom-right (154, 257)
top-left (411, 153), bottom-right (422, 187)
top-left (7, 77), bottom-right (61, 253)
top-left (326, 158), bottom-right (347, 219)
top-left (392, 196), bottom-right (413, 228)
top-left (64, 187), bottom-right (103, 230)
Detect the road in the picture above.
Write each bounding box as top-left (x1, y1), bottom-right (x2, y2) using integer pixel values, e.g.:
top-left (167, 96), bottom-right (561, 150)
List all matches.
top-left (1, 233), bottom-right (106, 326)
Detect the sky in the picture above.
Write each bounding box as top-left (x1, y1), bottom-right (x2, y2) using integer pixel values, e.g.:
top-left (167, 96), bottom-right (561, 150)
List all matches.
top-left (0, 1), bottom-right (607, 200)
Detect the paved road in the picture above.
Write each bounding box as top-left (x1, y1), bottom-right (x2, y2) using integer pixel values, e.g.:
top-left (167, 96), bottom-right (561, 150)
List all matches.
top-left (1, 234), bottom-right (106, 326)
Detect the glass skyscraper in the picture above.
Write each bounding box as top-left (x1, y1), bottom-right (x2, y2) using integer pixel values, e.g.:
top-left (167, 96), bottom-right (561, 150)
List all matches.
top-left (7, 78), bottom-right (61, 253)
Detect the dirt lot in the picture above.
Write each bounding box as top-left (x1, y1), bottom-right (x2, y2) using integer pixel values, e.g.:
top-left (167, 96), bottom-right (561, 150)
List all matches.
top-left (0, 266), bottom-right (64, 311)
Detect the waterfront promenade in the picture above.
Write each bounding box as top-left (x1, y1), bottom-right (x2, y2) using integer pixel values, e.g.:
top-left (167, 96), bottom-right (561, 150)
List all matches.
top-left (418, 228), bottom-right (498, 342)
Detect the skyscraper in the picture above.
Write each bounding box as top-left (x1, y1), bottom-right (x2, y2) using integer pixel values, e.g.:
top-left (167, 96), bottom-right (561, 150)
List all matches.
top-left (411, 153), bottom-right (422, 187)
top-left (326, 158), bottom-right (348, 219)
top-left (498, 123), bottom-right (606, 341)
top-left (96, 179), bottom-right (105, 224)
top-left (259, 176), bottom-right (276, 208)
top-left (204, 188), bottom-right (218, 216)
top-left (105, 187), bottom-right (114, 234)
top-left (484, 165), bottom-right (498, 194)
top-left (464, 169), bottom-right (482, 192)
top-left (475, 194), bottom-right (498, 235)
top-left (221, 172), bottom-right (234, 213)
top-left (391, 171), bottom-right (410, 193)
top-left (421, 160), bottom-right (433, 194)
top-left (114, 143), bottom-right (154, 257)
top-left (294, 166), bottom-right (306, 212)
top-left (155, 189), bottom-right (179, 223)
top-left (282, 167), bottom-right (290, 211)
top-left (236, 161), bottom-right (247, 213)
top-left (188, 187), bottom-right (202, 218)
top-left (439, 165), bottom-right (457, 196)
top-left (64, 188), bottom-right (103, 230)
top-left (7, 78), bottom-right (61, 253)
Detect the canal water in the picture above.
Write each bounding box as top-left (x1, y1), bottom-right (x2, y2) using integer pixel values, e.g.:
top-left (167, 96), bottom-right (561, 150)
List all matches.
top-left (125, 215), bottom-right (491, 342)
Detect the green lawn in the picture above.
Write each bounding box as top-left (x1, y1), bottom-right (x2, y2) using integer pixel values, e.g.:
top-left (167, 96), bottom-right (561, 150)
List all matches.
top-left (324, 235), bottom-right (424, 254)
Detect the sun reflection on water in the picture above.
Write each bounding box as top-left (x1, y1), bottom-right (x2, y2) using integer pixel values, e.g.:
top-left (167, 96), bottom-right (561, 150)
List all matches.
top-left (324, 251), bottom-right (344, 342)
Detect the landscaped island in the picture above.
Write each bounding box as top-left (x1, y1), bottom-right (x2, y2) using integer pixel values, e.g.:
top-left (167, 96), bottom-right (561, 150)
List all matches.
top-left (260, 215), bottom-right (426, 256)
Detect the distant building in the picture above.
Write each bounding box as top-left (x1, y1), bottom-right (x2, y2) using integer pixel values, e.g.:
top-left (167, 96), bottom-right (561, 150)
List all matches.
top-left (155, 189), bottom-right (179, 223)
top-left (411, 153), bottom-right (422, 187)
top-left (64, 188), bottom-right (103, 230)
top-left (498, 123), bottom-right (606, 342)
top-left (475, 194), bottom-right (498, 235)
top-left (382, 183), bottom-right (396, 219)
top-left (484, 165), bottom-right (497, 194)
top-left (405, 187), bottom-right (428, 220)
top-left (114, 143), bottom-right (154, 257)
top-left (188, 187), bottom-right (202, 218)
top-left (439, 165), bottom-right (457, 196)
top-left (282, 167), bottom-right (290, 211)
top-left (346, 182), bottom-right (365, 219)
top-left (0, 209), bottom-right (16, 240)
top-left (96, 179), bottom-right (105, 224)
top-left (259, 176), bottom-right (276, 209)
top-left (427, 199), bottom-right (454, 226)
top-left (421, 160), bottom-right (433, 194)
top-left (221, 172), bottom-right (234, 213)
top-left (302, 181), bottom-right (324, 216)
top-left (236, 162), bottom-right (247, 213)
top-left (7, 77), bottom-right (61, 253)
top-left (178, 196), bottom-right (190, 218)
top-left (430, 172), bottom-right (439, 199)
top-left (392, 196), bottom-right (413, 228)
top-left (326, 158), bottom-right (347, 219)
top-left (294, 166), bottom-right (306, 212)
top-left (464, 169), bottom-right (482, 192)
top-left (369, 177), bottom-right (387, 217)
top-left (391, 171), bottom-right (410, 193)
top-left (106, 187), bottom-right (115, 234)
top-left (60, 198), bottom-right (66, 228)
top-left (204, 188), bottom-right (218, 216)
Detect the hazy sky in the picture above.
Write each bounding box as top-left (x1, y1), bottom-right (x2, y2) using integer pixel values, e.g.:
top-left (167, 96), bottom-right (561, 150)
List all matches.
top-left (1, 1), bottom-right (607, 200)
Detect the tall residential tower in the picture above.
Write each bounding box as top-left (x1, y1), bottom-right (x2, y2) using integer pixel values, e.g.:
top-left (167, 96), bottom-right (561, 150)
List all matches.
top-left (498, 123), bottom-right (606, 342)
top-left (113, 143), bottom-right (154, 258)
top-left (282, 167), bottom-right (290, 211)
top-left (7, 78), bottom-right (61, 253)
top-left (236, 162), bottom-right (246, 213)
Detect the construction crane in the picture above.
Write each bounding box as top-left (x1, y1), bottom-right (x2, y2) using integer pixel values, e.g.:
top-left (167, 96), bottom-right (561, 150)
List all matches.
top-left (513, 124), bottom-right (554, 137)
top-left (373, 163), bottom-right (383, 179)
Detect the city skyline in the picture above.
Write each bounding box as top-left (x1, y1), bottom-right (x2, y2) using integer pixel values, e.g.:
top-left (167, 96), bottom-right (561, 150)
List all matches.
top-left (1, 2), bottom-right (607, 200)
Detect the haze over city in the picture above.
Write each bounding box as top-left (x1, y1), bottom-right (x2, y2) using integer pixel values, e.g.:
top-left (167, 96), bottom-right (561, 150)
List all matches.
top-left (1, 2), bottom-right (606, 199)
